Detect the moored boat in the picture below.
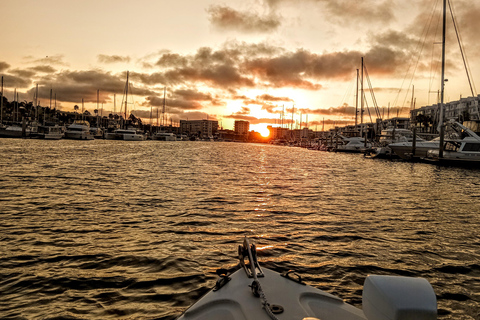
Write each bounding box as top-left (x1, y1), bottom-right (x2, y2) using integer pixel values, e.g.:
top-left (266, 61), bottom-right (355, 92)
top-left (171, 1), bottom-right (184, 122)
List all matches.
top-left (114, 128), bottom-right (146, 141)
top-left (31, 123), bottom-right (65, 140)
top-left (153, 132), bottom-right (176, 141)
top-left (366, 128), bottom-right (421, 159)
top-left (178, 237), bottom-right (437, 320)
top-left (64, 120), bottom-right (94, 140)
top-left (388, 137), bottom-right (440, 160)
top-left (423, 121), bottom-right (480, 167)
top-left (335, 136), bottom-right (371, 153)
top-left (0, 124), bottom-right (31, 138)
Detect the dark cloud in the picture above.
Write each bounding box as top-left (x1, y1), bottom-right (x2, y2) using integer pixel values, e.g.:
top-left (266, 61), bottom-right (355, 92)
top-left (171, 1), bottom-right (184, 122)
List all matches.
top-left (10, 69), bottom-right (36, 78)
top-left (31, 65), bottom-right (57, 73)
top-left (256, 94), bottom-right (293, 102)
top-left (98, 54), bottom-right (131, 64)
top-left (207, 5), bottom-right (281, 33)
top-left (238, 106), bottom-right (251, 115)
top-left (1, 74), bottom-right (32, 89)
top-left (265, 0), bottom-right (394, 26)
top-left (223, 113), bottom-right (279, 124)
top-left (24, 54), bottom-right (68, 66)
top-left (0, 61), bottom-right (10, 72)
top-left (145, 95), bottom-right (203, 111)
top-left (24, 70), bottom-right (157, 105)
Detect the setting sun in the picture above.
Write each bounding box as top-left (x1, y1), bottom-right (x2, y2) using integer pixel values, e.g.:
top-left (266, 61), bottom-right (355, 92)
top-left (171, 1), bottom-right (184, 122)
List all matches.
top-left (259, 126), bottom-right (270, 138)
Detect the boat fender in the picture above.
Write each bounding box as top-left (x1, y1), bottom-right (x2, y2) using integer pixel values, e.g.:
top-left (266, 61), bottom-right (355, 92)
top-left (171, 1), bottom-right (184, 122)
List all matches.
top-left (213, 268), bottom-right (231, 291)
top-left (362, 275), bottom-right (437, 320)
top-left (281, 270), bottom-right (305, 285)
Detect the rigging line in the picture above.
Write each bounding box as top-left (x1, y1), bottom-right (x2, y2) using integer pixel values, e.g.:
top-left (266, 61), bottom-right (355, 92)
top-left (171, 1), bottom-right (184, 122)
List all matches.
top-left (448, 0), bottom-right (477, 96)
top-left (428, 0), bottom-right (443, 103)
top-left (339, 72), bottom-right (355, 110)
top-left (393, 0), bottom-right (439, 109)
top-left (363, 90), bottom-right (374, 124)
top-left (363, 65), bottom-right (381, 119)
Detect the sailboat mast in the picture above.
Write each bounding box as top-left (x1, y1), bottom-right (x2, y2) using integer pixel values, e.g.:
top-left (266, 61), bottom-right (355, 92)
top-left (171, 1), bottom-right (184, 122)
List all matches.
top-left (162, 87), bottom-right (166, 127)
top-left (1, 76), bottom-right (3, 124)
top-left (97, 89), bottom-right (100, 128)
top-left (291, 105), bottom-right (294, 131)
top-left (360, 57), bottom-right (364, 137)
top-left (439, 0), bottom-right (447, 158)
top-left (13, 88), bottom-right (16, 122)
top-left (124, 71), bottom-right (129, 123)
top-left (355, 69), bottom-right (359, 127)
top-left (35, 83), bottom-right (39, 120)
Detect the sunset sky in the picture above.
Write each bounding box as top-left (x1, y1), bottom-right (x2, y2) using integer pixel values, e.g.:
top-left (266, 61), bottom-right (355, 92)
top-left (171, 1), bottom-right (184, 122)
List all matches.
top-left (1, 0), bottom-right (479, 131)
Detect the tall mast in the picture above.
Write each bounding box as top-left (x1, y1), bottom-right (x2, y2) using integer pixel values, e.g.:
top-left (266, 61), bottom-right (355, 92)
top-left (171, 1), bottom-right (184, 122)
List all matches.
top-left (13, 88), bottom-right (16, 122)
top-left (162, 87), bottom-right (166, 127)
top-left (35, 83), bottom-right (39, 120)
top-left (124, 71), bottom-right (129, 123)
top-left (355, 69), bottom-right (359, 127)
top-left (439, 0), bottom-right (447, 158)
top-left (16, 91), bottom-right (19, 123)
top-left (291, 105), bottom-right (294, 131)
top-left (97, 89), bottom-right (100, 127)
top-left (360, 57), bottom-right (364, 137)
top-left (1, 76), bottom-right (3, 124)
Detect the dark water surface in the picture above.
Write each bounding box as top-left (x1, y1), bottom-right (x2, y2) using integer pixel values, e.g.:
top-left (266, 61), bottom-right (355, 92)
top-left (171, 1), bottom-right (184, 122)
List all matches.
top-left (1, 139), bottom-right (479, 319)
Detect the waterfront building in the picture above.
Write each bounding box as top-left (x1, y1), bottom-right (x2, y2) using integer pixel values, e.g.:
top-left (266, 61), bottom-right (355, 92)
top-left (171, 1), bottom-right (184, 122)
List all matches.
top-left (180, 119), bottom-right (218, 138)
top-left (411, 95), bottom-right (480, 135)
top-left (234, 120), bottom-right (249, 134)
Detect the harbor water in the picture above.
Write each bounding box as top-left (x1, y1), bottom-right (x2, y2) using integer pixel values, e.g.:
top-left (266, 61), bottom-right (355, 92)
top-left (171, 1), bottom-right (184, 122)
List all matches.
top-left (0, 139), bottom-right (479, 319)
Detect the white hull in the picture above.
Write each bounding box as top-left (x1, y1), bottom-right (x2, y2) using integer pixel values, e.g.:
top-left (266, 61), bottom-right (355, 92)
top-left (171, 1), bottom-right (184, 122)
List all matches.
top-left (0, 125), bottom-right (30, 138)
top-left (179, 238), bottom-right (437, 320)
top-left (122, 134), bottom-right (146, 141)
top-left (153, 133), bottom-right (176, 141)
top-left (64, 131), bottom-right (94, 140)
top-left (389, 145), bottom-right (437, 160)
top-left (43, 132), bottom-right (64, 140)
top-left (64, 121), bottom-right (94, 140)
top-left (104, 132), bottom-right (116, 140)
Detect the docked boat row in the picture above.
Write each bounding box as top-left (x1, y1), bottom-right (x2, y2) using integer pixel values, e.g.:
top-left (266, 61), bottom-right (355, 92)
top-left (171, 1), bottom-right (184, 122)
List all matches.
top-left (0, 120), bottom-right (188, 141)
top-left (292, 119), bottom-right (480, 168)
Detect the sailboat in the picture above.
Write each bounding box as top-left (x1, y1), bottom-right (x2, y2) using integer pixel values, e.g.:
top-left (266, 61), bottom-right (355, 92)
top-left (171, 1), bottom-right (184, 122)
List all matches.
top-left (112, 72), bottom-right (146, 141)
top-left (422, 0), bottom-right (480, 167)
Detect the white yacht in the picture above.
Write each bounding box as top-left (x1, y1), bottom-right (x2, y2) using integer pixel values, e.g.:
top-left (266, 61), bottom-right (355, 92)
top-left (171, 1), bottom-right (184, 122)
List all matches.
top-left (113, 129), bottom-right (146, 141)
top-left (424, 121), bottom-right (480, 167)
top-left (152, 132), bottom-right (176, 141)
top-left (0, 124), bottom-right (30, 138)
top-left (33, 124), bottom-right (65, 140)
top-left (89, 127), bottom-right (104, 139)
top-left (64, 120), bottom-right (94, 140)
top-left (335, 136), bottom-right (371, 153)
top-left (388, 137), bottom-right (440, 160)
top-left (367, 128), bottom-right (420, 158)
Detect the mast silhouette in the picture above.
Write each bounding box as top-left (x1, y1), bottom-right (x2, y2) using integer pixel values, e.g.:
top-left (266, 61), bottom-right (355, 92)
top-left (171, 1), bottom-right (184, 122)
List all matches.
top-left (438, 0), bottom-right (446, 158)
